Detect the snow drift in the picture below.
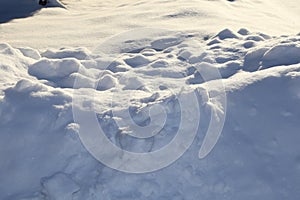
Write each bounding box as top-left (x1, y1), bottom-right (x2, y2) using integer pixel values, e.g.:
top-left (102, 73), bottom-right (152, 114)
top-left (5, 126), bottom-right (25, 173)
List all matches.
top-left (1, 28), bottom-right (300, 199)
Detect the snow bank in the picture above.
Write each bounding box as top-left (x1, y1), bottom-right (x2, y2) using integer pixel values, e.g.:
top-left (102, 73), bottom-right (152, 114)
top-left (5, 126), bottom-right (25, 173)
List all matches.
top-left (1, 29), bottom-right (300, 199)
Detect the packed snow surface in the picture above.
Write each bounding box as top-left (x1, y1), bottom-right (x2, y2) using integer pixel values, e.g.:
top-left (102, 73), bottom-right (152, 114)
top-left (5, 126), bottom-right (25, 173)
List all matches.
top-left (1, 0), bottom-right (300, 200)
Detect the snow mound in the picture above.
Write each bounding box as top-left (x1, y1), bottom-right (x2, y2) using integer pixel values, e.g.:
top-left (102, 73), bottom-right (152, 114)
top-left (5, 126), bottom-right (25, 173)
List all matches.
top-left (96, 74), bottom-right (118, 91)
top-left (244, 47), bottom-right (269, 72)
top-left (262, 43), bottom-right (300, 68)
top-left (124, 55), bottom-right (151, 68)
top-left (0, 43), bottom-right (33, 88)
top-left (18, 47), bottom-right (41, 60)
top-left (1, 29), bottom-right (300, 199)
top-left (215, 29), bottom-right (239, 40)
top-left (41, 48), bottom-right (91, 60)
top-left (29, 58), bottom-right (82, 80)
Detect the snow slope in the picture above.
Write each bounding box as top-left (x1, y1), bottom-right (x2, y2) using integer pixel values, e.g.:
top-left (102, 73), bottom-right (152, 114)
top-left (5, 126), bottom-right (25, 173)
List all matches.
top-left (1, 28), bottom-right (300, 199)
top-left (1, 0), bottom-right (300, 49)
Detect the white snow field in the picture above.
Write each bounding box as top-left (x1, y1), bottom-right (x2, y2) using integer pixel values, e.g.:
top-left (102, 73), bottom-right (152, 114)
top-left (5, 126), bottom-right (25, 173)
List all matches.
top-left (1, 0), bottom-right (300, 49)
top-left (1, 0), bottom-right (300, 200)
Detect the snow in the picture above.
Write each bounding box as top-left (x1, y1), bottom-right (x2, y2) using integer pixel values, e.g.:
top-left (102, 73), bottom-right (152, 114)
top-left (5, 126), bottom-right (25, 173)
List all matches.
top-left (41, 173), bottom-right (80, 200)
top-left (96, 74), bottom-right (117, 91)
top-left (29, 58), bottom-right (82, 80)
top-left (0, 0), bottom-right (65, 23)
top-left (124, 55), bottom-right (151, 68)
top-left (243, 47), bottom-right (269, 72)
top-left (215, 28), bottom-right (239, 40)
top-left (1, 0), bottom-right (300, 49)
top-left (1, 0), bottom-right (300, 200)
top-left (261, 43), bottom-right (300, 68)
